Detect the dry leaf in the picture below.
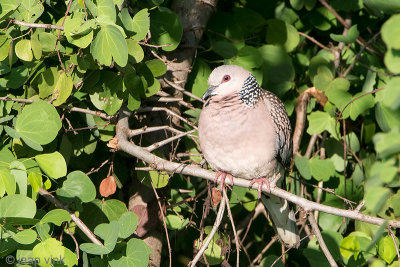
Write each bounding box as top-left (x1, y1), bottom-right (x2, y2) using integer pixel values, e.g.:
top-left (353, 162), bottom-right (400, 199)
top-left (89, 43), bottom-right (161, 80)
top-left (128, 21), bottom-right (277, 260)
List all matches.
top-left (99, 175), bottom-right (117, 197)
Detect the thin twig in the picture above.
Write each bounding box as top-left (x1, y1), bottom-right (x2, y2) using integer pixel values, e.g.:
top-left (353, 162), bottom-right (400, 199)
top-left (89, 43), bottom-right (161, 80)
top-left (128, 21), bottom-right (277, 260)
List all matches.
top-left (9, 19), bottom-right (64, 30)
top-left (38, 188), bottom-right (103, 245)
top-left (308, 213), bottom-right (338, 267)
top-left (223, 189), bottom-right (239, 267)
top-left (190, 187), bottom-right (227, 267)
top-left (0, 96), bottom-right (114, 120)
top-left (146, 129), bottom-right (196, 152)
top-left (66, 225), bottom-right (80, 260)
top-left (150, 180), bottom-right (172, 267)
top-left (341, 31), bottom-right (381, 78)
top-left (136, 106), bottom-right (197, 129)
top-left (298, 32), bottom-right (329, 50)
top-left (388, 228), bottom-right (400, 267)
top-left (251, 236), bottom-right (278, 265)
top-left (55, 0), bottom-right (73, 71)
top-left (163, 79), bottom-right (204, 103)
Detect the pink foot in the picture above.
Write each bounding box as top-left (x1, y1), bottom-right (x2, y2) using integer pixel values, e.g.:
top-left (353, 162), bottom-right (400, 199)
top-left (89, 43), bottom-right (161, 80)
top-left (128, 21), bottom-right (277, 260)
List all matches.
top-left (215, 171), bottom-right (234, 190)
top-left (250, 177), bottom-right (270, 199)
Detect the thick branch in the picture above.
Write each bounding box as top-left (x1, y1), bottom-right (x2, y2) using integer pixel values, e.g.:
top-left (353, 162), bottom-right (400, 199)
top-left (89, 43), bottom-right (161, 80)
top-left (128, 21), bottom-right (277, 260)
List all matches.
top-left (10, 19), bottom-right (64, 30)
top-left (117, 107), bottom-right (400, 228)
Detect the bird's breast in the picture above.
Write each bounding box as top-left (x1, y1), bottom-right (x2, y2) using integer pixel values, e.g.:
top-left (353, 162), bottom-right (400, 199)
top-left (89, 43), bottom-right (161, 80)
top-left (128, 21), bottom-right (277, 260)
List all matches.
top-left (198, 100), bottom-right (278, 180)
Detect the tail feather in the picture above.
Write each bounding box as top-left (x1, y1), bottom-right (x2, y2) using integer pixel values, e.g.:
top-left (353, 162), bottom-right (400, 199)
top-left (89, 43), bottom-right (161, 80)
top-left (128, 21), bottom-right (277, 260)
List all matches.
top-left (261, 194), bottom-right (300, 248)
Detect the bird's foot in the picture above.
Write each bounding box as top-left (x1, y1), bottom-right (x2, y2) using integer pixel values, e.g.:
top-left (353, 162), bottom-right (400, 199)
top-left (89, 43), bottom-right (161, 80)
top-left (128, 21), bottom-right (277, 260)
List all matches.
top-left (215, 171), bottom-right (234, 191)
top-left (250, 177), bottom-right (270, 199)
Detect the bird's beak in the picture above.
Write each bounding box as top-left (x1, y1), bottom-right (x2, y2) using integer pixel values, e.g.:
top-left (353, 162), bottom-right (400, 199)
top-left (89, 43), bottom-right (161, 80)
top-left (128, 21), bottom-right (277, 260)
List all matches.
top-left (202, 86), bottom-right (217, 100)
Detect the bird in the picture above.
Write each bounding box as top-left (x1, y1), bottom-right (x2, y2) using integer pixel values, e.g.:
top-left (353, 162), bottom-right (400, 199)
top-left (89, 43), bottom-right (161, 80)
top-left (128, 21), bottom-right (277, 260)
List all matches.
top-left (198, 65), bottom-right (299, 248)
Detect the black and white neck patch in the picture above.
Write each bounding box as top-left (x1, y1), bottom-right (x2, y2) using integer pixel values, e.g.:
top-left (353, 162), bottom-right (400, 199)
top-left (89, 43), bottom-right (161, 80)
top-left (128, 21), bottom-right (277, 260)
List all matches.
top-left (238, 74), bottom-right (262, 106)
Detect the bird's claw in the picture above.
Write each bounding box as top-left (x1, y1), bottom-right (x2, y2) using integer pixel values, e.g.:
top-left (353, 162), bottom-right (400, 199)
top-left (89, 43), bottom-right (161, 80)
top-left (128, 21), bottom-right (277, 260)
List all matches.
top-left (215, 171), bottom-right (234, 191)
top-left (250, 177), bottom-right (271, 199)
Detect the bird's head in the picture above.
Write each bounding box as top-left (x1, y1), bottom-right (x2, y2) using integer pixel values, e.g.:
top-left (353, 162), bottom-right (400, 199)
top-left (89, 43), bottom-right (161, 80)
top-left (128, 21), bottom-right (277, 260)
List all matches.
top-left (203, 65), bottom-right (257, 101)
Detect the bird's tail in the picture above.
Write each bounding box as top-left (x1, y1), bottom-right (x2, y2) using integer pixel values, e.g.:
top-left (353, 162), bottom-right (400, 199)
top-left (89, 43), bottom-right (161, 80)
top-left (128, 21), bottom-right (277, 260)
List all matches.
top-left (261, 187), bottom-right (300, 248)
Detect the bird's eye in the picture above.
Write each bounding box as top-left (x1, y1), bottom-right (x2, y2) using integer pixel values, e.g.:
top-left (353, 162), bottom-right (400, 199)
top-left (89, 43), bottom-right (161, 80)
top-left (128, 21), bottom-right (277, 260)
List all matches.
top-left (222, 75), bottom-right (231, 82)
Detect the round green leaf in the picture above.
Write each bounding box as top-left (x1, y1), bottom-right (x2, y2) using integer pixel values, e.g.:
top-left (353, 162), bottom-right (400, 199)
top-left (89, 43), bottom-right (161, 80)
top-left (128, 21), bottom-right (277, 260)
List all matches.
top-left (378, 236), bottom-right (398, 264)
top-left (37, 67), bottom-right (60, 99)
top-left (295, 155), bottom-right (311, 180)
top-left (15, 100), bottom-right (62, 145)
top-left (0, 194), bottom-right (36, 218)
top-left (132, 8), bottom-right (150, 41)
top-left (32, 238), bottom-right (65, 266)
top-left (56, 171), bottom-right (96, 203)
top-left (109, 238), bottom-right (151, 267)
top-left (309, 157), bottom-right (336, 181)
top-left (145, 59), bottom-right (166, 77)
top-left (0, 167), bottom-right (15, 196)
top-left (38, 32), bottom-right (58, 53)
top-left (35, 152), bottom-right (67, 179)
top-left (41, 209), bottom-right (71, 226)
top-left (382, 77), bottom-right (400, 110)
top-left (118, 211), bottom-right (138, 239)
top-left (127, 39), bottom-right (144, 63)
top-left (382, 14), bottom-right (400, 49)
top-left (64, 17), bottom-right (94, 48)
top-left (340, 235), bottom-right (360, 259)
top-left (165, 214), bottom-right (189, 230)
top-left (10, 160), bottom-right (27, 196)
top-left (52, 72), bottom-right (73, 106)
top-left (12, 229), bottom-right (37, 245)
top-left (330, 25), bottom-right (359, 44)
top-left (15, 39), bottom-right (33, 62)
top-left (150, 8), bottom-right (183, 51)
top-left (97, 0), bottom-right (116, 23)
top-left (30, 36), bottom-right (42, 59)
top-left (91, 24), bottom-right (128, 67)
top-left (384, 48), bottom-right (400, 74)
top-left (266, 19), bottom-right (300, 52)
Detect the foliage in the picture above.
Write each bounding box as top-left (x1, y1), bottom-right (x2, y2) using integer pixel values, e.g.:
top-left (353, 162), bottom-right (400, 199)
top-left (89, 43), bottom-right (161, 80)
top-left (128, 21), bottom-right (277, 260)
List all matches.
top-left (0, 0), bottom-right (399, 266)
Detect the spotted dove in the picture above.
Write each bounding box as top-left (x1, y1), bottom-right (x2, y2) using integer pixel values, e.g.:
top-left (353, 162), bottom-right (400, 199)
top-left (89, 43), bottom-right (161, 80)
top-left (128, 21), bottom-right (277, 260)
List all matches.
top-left (198, 65), bottom-right (300, 248)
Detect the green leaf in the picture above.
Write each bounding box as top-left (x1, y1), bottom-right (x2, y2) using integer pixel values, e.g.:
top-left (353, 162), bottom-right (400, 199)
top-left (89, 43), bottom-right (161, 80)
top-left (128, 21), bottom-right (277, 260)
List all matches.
top-left (378, 236), bottom-right (398, 264)
top-left (16, 0), bottom-right (44, 24)
top-left (30, 35), bottom-right (42, 59)
top-left (127, 39), bottom-right (144, 63)
top-left (132, 9), bottom-right (150, 41)
top-left (330, 25), bottom-right (359, 44)
top-left (1, 65), bottom-right (29, 89)
top-left (80, 221), bottom-right (119, 255)
top-left (0, 37), bottom-right (11, 61)
top-left (382, 14), bottom-right (400, 49)
top-left (340, 235), bottom-right (360, 259)
top-left (266, 19), bottom-right (300, 52)
top-left (109, 238), bottom-right (151, 267)
top-left (40, 209), bottom-right (71, 226)
top-left (91, 24), bottom-right (128, 67)
top-left (0, 0), bottom-right (19, 20)
top-left (10, 161), bottom-right (27, 195)
top-left (64, 17), bottom-right (94, 48)
top-left (258, 44), bottom-right (295, 95)
top-left (37, 32), bottom-right (58, 53)
top-left (295, 155), bottom-right (311, 180)
top-left (37, 67), bottom-right (60, 99)
top-left (309, 157), bottom-right (336, 181)
top-left (90, 72), bottom-right (123, 115)
top-left (307, 111), bottom-right (339, 139)
top-left (12, 229), bottom-right (37, 245)
top-left (165, 214), bottom-right (189, 230)
top-left (52, 72), bottom-right (73, 106)
top-left (56, 171), bottom-right (96, 203)
top-left (118, 211), bottom-right (138, 239)
top-left (384, 47), bottom-right (400, 74)
top-left (0, 194), bottom-right (36, 218)
top-left (229, 46), bottom-right (263, 69)
top-left (213, 40), bottom-right (238, 59)
top-left (32, 238), bottom-right (66, 267)
top-left (375, 103), bottom-right (400, 132)
top-left (324, 78), bottom-right (351, 111)
top-left (28, 172), bottom-right (42, 193)
top-left (373, 129), bottom-right (400, 158)
top-left (34, 152), bottom-right (67, 179)
top-left (150, 8), bottom-right (183, 51)
top-left (15, 39), bottom-right (33, 62)
top-left (382, 77), bottom-right (400, 110)
top-left (365, 186), bottom-right (391, 214)
top-left (15, 100), bottom-right (62, 146)
top-left (145, 59), bottom-right (167, 77)
top-left (188, 59), bottom-right (211, 98)
top-left (97, 0), bottom-right (116, 23)
top-left (0, 167), bottom-right (15, 196)
top-left (342, 92), bottom-right (375, 120)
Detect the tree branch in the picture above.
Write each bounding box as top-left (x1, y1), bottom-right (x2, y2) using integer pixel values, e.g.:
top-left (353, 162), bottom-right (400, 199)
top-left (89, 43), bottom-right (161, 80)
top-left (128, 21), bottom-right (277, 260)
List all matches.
top-left (308, 213), bottom-right (338, 266)
top-left (38, 188), bottom-right (103, 245)
top-left (9, 19), bottom-right (64, 30)
top-left (116, 107), bottom-right (400, 229)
